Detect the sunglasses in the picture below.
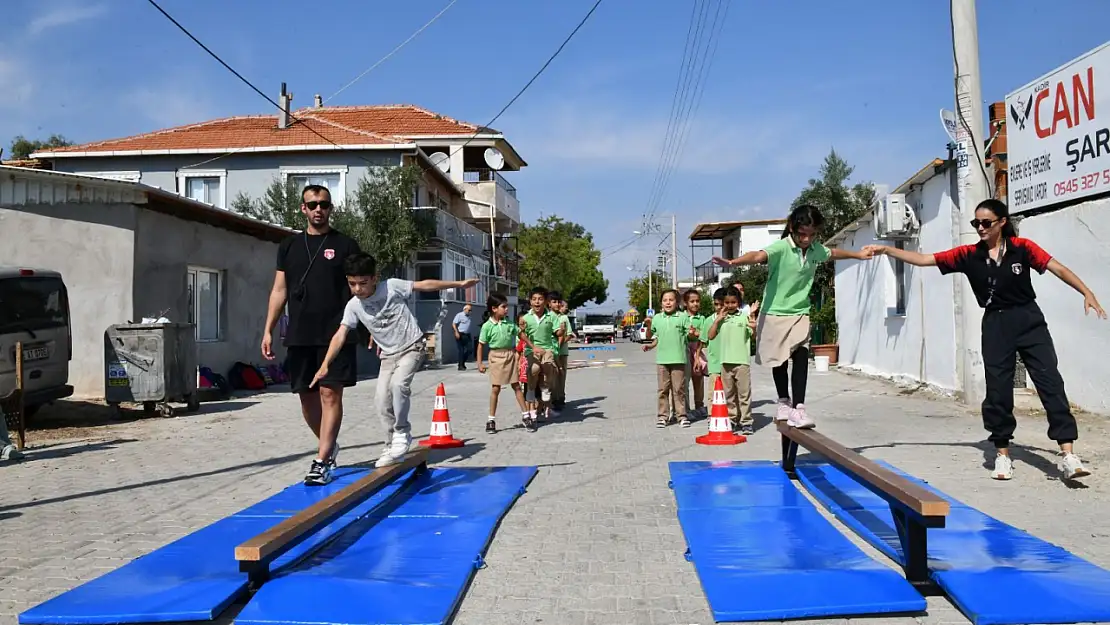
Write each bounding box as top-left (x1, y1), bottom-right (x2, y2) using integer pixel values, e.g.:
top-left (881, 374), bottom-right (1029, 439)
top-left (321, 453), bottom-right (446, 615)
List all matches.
top-left (970, 218), bottom-right (998, 229)
top-left (304, 200), bottom-right (333, 211)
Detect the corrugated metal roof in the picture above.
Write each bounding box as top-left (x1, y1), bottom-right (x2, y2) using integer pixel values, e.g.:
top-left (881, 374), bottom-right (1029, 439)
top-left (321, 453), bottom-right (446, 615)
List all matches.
top-left (0, 166), bottom-right (294, 243)
top-left (689, 217), bottom-right (788, 240)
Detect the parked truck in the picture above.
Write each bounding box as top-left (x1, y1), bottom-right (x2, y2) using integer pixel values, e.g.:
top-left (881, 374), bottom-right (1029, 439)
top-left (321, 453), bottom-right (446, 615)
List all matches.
top-left (578, 313), bottom-right (618, 344)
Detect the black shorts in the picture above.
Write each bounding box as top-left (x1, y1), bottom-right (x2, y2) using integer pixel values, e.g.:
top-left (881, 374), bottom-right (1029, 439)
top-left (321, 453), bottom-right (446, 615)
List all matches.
top-left (285, 344), bottom-right (358, 393)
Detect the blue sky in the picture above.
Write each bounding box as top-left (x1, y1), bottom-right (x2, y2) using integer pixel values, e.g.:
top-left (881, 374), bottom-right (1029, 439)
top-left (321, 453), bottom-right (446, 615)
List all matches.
top-left (3, 0), bottom-right (1110, 310)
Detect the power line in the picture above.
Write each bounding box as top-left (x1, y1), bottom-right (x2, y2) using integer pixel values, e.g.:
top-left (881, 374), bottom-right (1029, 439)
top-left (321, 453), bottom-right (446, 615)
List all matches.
top-left (643, 0), bottom-right (711, 225)
top-left (325, 0), bottom-right (459, 105)
top-left (454, 0), bottom-right (605, 153)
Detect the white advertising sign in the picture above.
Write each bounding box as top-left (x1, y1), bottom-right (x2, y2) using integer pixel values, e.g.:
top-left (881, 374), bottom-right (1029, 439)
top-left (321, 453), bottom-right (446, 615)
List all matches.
top-left (1006, 41), bottom-right (1110, 212)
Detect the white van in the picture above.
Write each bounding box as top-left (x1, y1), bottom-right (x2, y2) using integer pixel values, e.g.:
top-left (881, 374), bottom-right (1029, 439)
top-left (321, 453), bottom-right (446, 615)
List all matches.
top-left (0, 267), bottom-right (74, 417)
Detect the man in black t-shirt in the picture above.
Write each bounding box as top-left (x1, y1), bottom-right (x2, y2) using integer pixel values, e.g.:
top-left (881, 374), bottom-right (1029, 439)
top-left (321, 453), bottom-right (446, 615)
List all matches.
top-left (262, 184), bottom-right (361, 486)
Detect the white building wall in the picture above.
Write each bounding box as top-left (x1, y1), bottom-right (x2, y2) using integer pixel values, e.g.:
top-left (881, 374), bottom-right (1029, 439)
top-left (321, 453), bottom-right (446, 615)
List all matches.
top-left (1017, 199), bottom-right (1110, 415)
top-left (833, 169), bottom-right (960, 392)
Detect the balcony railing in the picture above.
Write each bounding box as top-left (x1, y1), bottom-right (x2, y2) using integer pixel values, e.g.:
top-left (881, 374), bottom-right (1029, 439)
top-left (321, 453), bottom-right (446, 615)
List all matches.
top-left (414, 207), bottom-right (487, 257)
top-left (463, 168), bottom-right (517, 198)
top-left (694, 260), bottom-right (724, 285)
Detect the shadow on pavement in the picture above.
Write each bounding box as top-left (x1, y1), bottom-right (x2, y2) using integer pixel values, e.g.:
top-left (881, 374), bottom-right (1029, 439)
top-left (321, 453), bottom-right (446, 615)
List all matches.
top-left (852, 439), bottom-right (1088, 490)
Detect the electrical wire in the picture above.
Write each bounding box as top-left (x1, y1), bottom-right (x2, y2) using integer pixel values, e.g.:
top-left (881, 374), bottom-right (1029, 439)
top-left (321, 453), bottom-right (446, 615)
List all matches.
top-left (325, 0), bottom-right (459, 105)
top-left (453, 0), bottom-right (605, 153)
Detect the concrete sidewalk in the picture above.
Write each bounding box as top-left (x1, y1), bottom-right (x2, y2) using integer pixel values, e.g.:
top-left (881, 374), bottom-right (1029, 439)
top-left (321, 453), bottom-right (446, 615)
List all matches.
top-left (1, 341), bottom-right (1107, 625)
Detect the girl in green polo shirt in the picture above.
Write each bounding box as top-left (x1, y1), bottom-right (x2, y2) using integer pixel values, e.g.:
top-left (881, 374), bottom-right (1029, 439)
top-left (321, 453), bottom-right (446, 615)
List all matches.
top-left (712, 204), bottom-right (873, 430)
top-left (643, 289), bottom-right (697, 428)
top-left (477, 293), bottom-right (530, 434)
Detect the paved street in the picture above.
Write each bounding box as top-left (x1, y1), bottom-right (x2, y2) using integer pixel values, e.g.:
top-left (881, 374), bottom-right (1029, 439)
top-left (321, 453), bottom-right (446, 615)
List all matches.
top-left (2, 342), bottom-right (1109, 625)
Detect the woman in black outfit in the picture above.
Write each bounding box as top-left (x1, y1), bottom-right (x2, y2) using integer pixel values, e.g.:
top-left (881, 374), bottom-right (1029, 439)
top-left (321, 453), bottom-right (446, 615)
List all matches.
top-left (866, 199), bottom-right (1105, 482)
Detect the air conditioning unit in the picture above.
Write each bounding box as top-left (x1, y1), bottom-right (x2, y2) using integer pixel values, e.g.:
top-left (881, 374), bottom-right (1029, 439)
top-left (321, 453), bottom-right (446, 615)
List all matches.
top-left (872, 192), bottom-right (920, 240)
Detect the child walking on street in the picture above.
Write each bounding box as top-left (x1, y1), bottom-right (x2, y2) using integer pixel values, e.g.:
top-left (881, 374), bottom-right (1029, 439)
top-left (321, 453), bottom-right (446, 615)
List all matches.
top-left (644, 289), bottom-right (697, 428)
top-left (477, 293), bottom-right (530, 433)
top-left (713, 204), bottom-right (872, 429)
top-left (312, 253), bottom-right (477, 478)
top-left (548, 291), bottom-right (571, 412)
top-left (522, 287), bottom-right (562, 427)
top-left (683, 289), bottom-right (709, 419)
top-left (708, 286), bottom-right (759, 435)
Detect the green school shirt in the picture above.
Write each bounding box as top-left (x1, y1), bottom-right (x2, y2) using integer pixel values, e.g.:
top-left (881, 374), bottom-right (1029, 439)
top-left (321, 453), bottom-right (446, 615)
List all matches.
top-left (650, 310), bottom-right (690, 365)
top-left (524, 310), bottom-right (559, 354)
top-left (762, 237), bottom-right (832, 316)
top-left (718, 312), bottom-right (753, 365)
top-left (702, 320), bottom-right (722, 375)
top-left (557, 314), bottom-right (571, 356)
top-left (479, 318), bottom-right (518, 350)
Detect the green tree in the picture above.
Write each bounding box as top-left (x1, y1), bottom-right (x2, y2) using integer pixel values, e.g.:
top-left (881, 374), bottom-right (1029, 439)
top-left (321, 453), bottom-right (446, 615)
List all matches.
top-left (333, 165), bottom-right (434, 276)
top-left (231, 166), bottom-right (433, 276)
top-left (232, 177), bottom-right (303, 228)
top-left (518, 216), bottom-right (608, 309)
top-left (7, 134), bottom-right (72, 160)
top-left (625, 270), bottom-right (668, 314)
top-left (791, 148), bottom-right (875, 343)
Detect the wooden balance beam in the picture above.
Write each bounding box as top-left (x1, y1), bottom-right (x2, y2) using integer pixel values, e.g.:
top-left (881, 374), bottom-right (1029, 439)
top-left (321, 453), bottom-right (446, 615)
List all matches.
top-left (778, 422), bottom-right (949, 587)
top-left (235, 448), bottom-right (429, 586)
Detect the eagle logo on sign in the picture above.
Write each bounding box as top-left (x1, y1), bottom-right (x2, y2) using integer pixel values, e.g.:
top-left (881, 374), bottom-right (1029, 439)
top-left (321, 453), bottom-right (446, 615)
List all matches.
top-left (1011, 263), bottom-right (1022, 275)
top-left (324, 249), bottom-right (335, 260)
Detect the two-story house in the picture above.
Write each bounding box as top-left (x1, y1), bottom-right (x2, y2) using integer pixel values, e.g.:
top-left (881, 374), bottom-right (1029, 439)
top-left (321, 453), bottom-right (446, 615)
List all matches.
top-left (32, 96), bottom-right (526, 365)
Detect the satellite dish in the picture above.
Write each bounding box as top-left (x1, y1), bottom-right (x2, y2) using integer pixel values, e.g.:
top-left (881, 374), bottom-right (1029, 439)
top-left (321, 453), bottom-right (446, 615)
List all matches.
top-left (483, 147), bottom-right (505, 170)
top-left (429, 151), bottom-right (450, 173)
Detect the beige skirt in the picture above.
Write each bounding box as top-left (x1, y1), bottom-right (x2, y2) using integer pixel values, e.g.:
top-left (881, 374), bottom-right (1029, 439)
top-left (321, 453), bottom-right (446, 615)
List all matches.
top-left (487, 348), bottom-right (519, 386)
top-left (755, 313), bottom-right (810, 367)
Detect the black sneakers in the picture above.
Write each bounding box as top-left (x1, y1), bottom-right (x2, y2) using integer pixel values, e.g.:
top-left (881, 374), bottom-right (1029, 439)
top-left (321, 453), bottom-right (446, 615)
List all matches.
top-left (304, 459), bottom-right (334, 486)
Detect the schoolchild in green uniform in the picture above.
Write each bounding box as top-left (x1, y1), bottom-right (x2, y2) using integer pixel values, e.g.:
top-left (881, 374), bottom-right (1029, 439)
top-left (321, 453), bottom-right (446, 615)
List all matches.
top-left (708, 285), bottom-right (759, 435)
top-left (683, 289), bottom-right (709, 419)
top-left (477, 293), bottom-right (530, 433)
top-left (643, 289), bottom-right (698, 428)
top-left (713, 205), bottom-right (872, 429)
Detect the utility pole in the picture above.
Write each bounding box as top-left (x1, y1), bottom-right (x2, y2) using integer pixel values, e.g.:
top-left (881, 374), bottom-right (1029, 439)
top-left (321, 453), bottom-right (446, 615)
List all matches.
top-left (951, 0), bottom-right (988, 405)
top-left (671, 214), bottom-right (678, 289)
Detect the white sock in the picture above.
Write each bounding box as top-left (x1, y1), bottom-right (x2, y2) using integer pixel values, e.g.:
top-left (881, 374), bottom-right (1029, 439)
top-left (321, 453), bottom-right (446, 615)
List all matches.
top-left (487, 415), bottom-right (495, 421)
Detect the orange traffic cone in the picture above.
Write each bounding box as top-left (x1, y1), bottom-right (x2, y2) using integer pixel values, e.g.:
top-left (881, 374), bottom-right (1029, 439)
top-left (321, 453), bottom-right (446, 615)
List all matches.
top-left (419, 383), bottom-right (465, 449)
top-left (695, 377), bottom-right (746, 445)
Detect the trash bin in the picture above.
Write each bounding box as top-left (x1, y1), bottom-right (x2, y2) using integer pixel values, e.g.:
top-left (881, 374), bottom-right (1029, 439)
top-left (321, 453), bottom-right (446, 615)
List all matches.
top-left (104, 322), bottom-right (199, 418)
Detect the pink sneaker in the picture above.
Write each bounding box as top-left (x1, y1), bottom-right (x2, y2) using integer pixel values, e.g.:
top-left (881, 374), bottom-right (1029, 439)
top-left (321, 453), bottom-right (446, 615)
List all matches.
top-left (788, 404), bottom-right (815, 429)
top-left (775, 398), bottom-right (793, 422)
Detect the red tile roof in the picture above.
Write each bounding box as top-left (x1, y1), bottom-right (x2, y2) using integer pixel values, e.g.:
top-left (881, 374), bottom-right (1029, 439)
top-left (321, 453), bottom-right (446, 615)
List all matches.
top-left (43, 105), bottom-right (493, 155)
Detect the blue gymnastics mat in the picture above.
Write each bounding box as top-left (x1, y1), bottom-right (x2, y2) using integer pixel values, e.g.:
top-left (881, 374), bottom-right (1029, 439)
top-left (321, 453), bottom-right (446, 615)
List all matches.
top-left (19, 468), bottom-right (417, 625)
top-left (669, 460), bottom-right (925, 622)
top-left (796, 461), bottom-right (1110, 625)
top-left (235, 466), bottom-right (537, 625)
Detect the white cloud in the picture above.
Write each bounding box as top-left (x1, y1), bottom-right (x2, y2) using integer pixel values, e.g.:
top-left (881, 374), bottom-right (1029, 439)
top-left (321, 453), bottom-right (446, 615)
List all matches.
top-left (123, 84), bottom-right (218, 128)
top-left (28, 3), bottom-right (108, 36)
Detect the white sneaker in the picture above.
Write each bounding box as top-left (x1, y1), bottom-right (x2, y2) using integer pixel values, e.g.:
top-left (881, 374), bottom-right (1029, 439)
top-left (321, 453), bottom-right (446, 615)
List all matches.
top-left (0, 444), bottom-right (24, 461)
top-left (374, 433), bottom-right (412, 468)
top-left (775, 398), bottom-right (793, 422)
top-left (991, 453), bottom-right (1014, 480)
top-left (1060, 453), bottom-right (1091, 480)
top-left (787, 404), bottom-right (815, 429)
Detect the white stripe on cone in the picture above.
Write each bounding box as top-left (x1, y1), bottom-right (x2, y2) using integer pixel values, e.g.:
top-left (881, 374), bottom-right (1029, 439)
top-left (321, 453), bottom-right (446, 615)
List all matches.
top-left (712, 390), bottom-right (726, 406)
top-left (434, 395), bottom-right (447, 410)
top-left (430, 420), bottom-right (451, 437)
top-left (708, 415), bottom-right (731, 433)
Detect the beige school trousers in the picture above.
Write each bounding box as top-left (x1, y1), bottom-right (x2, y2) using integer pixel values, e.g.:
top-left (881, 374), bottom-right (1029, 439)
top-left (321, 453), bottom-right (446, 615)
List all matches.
top-left (722, 363), bottom-right (752, 427)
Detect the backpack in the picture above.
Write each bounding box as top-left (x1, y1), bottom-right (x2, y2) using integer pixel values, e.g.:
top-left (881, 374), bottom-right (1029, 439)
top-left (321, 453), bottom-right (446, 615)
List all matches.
top-left (228, 361), bottom-right (266, 391)
top-left (199, 366), bottom-right (231, 394)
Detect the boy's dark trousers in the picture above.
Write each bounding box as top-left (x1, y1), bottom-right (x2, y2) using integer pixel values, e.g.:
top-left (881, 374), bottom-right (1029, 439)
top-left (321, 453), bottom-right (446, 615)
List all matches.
top-left (980, 302), bottom-right (1077, 448)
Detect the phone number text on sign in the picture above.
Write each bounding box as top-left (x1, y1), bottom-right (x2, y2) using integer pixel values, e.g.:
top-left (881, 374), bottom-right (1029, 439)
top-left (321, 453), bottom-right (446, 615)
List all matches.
top-left (1005, 41), bottom-right (1110, 212)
